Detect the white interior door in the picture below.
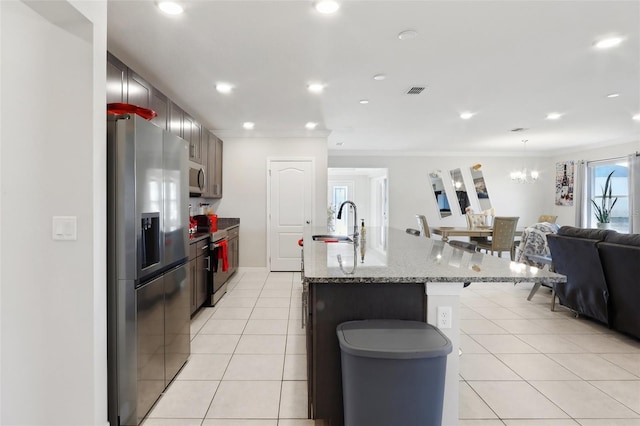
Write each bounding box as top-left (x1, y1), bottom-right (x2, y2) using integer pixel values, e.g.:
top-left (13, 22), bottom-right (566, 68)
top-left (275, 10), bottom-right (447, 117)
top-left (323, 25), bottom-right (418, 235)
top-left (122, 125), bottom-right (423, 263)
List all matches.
top-left (269, 160), bottom-right (314, 271)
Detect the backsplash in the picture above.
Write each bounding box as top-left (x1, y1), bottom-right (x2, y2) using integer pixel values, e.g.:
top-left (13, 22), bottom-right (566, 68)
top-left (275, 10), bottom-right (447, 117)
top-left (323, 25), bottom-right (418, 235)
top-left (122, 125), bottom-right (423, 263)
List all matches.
top-left (189, 196), bottom-right (221, 216)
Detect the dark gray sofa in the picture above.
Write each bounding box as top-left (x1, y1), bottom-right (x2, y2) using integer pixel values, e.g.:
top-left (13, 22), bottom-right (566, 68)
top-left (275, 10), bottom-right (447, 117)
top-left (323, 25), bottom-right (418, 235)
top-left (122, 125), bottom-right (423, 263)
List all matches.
top-left (547, 227), bottom-right (613, 325)
top-left (598, 232), bottom-right (640, 339)
top-left (547, 226), bottom-right (640, 339)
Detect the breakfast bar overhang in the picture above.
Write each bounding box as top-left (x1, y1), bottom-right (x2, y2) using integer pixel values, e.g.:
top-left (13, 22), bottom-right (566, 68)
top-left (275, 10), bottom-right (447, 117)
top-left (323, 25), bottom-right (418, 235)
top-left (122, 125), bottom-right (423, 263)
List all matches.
top-left (302, 226), bottom-right (566, 426)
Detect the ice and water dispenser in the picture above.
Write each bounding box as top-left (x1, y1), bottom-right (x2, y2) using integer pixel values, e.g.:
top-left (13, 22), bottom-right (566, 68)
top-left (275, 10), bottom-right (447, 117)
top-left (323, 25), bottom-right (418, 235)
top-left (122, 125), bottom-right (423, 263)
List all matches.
top-left (141, 212), bottom-right (160, 270)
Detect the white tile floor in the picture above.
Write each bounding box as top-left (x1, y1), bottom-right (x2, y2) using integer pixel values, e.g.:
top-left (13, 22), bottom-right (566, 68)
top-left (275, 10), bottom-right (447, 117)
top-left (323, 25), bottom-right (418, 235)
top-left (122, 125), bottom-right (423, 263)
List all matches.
top-left (143, 268), bottom-right (640, 426)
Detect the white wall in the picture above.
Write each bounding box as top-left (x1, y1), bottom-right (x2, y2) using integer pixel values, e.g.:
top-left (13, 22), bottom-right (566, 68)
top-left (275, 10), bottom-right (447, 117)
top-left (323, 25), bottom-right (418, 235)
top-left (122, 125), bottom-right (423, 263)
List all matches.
top-left (551, 140), bottom-right (640, 226)
top-left (212, 138), bottom-right (328, 267)
top-left (0, 1), bottom-right (107, 424)
top-left (329, 154), bottom-right (555, 232)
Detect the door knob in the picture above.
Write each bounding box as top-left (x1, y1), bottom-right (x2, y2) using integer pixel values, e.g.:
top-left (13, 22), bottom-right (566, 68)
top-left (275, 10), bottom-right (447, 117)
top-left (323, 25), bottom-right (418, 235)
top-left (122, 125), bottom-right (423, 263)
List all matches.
top-left (306, 220), bottom-right (310, 224)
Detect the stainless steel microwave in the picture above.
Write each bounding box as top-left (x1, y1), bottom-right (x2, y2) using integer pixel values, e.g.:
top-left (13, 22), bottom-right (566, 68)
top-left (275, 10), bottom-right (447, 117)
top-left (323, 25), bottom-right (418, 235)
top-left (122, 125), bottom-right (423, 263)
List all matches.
top-left (189, 162), bottom-right (205, 195)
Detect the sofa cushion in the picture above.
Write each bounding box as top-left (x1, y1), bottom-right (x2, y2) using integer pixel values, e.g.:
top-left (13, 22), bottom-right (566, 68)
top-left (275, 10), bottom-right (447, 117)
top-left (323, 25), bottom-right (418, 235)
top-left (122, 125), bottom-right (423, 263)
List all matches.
top-left (547, 233), bottom-right (609, 325)
top-left (603, 232), bottom-right (640, 247)
top-left (598, 242), bottom-right (640, 339)
top-left (557, 226), bottom-right (614, 240)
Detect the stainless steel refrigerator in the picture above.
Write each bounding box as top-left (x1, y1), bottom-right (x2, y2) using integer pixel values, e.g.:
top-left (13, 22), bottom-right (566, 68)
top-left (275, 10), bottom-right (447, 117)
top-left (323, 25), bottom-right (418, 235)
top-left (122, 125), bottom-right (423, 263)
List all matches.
top-left (107, 113), bottom-right (190, 426)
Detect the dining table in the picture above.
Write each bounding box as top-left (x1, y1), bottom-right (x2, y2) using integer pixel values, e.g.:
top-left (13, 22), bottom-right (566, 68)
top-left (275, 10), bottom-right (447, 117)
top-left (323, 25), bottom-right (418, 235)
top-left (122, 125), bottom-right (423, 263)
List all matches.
top-left (432, 225), bottom-right (518, 242)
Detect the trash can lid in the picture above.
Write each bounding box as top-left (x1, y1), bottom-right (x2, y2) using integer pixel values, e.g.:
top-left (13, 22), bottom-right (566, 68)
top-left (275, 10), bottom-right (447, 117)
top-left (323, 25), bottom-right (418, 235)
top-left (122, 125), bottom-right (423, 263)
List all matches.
top-left (337, 319), bottom-right (452, 359)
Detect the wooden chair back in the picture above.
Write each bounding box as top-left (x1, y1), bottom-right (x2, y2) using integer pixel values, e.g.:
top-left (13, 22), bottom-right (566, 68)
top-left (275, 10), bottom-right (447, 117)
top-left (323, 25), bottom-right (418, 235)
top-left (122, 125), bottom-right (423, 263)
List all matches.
top-left (490, 217), bottom-right (520, 253)
top-left (538, 215), bottom-right (558, 223)
top-left (416, 214), bottom-right (430, 237)
top-left (466, 213), bottom-right (486, 229)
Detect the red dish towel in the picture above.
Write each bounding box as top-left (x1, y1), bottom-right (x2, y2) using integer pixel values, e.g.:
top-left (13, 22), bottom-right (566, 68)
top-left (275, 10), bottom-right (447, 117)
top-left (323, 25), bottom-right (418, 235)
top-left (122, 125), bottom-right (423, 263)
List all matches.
top-left (218, 240), bottom-right (229, 272)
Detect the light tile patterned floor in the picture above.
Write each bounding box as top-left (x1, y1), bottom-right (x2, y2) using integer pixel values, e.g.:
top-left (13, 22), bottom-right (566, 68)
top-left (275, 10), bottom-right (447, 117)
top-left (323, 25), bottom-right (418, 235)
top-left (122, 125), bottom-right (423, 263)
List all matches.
top-left (143, 268), bottom-right (640, 426)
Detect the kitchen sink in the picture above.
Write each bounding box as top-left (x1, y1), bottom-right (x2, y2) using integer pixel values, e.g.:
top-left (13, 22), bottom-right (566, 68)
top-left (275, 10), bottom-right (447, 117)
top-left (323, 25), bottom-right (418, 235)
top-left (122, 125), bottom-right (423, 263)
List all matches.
top-left (312, 234), bottom-right (353, 243)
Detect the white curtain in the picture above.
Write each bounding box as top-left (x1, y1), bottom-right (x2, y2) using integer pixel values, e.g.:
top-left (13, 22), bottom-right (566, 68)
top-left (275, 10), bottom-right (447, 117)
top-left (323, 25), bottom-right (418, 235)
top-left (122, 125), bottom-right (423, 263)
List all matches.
top-left (574, 160), bottom-right (587, 227)
top-left (629, 152), bottom-right (640, 234)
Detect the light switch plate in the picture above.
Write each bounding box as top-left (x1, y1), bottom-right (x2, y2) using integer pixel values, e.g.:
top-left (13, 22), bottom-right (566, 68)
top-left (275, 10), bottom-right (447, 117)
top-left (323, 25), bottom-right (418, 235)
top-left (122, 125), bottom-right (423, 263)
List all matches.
top-left (52, 216), bottom-right (77, 241)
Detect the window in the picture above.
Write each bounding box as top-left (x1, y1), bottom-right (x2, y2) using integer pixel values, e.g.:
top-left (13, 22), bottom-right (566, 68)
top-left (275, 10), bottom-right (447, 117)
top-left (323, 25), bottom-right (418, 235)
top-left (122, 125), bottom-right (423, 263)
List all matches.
top-left (587, 159), bottom-right (629, 232)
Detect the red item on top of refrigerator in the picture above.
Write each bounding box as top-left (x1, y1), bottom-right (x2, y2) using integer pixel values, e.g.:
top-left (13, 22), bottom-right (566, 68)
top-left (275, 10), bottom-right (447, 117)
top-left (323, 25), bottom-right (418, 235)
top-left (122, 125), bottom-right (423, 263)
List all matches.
top-left (107, 103), bottom-right (157, 120)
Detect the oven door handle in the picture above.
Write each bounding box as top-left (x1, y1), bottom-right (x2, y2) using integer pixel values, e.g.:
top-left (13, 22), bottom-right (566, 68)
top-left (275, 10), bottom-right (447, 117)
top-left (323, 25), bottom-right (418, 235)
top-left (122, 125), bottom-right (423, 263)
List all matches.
top-left (211, 238), bottom-right (227, 249)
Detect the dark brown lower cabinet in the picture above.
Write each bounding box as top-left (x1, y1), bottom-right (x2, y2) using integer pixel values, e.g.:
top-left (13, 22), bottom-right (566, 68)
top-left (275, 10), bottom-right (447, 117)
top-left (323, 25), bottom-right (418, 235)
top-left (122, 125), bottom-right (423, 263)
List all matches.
top-left (190, 238), bottom-right (210, 315)
top-left (305, 283), bottom-right (426, 426)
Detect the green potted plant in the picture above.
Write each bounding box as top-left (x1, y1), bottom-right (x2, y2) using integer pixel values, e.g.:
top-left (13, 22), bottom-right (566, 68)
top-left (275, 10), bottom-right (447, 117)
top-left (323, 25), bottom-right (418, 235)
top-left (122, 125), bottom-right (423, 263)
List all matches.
top-left (591, 170), bottom-right (618, 229)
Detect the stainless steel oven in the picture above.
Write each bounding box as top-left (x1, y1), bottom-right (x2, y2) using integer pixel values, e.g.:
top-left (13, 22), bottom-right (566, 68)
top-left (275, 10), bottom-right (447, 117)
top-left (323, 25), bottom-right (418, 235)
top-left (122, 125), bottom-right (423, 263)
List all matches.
top-left (207, 229), bottom-right (229, 306)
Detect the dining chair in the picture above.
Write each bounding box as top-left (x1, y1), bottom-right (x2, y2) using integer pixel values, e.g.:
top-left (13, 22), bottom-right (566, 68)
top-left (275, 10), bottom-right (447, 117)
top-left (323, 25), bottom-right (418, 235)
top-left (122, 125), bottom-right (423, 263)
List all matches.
top-left (416, 214), bottom-right (431, 237)
top-left (538, 214), bottom-right (558, 223)
top-left (476, 216), bottom-right (520, 260)
top-left (465, 213), bottom-right (489, 245)
top-left (465, 213), bottom-right (486, 229)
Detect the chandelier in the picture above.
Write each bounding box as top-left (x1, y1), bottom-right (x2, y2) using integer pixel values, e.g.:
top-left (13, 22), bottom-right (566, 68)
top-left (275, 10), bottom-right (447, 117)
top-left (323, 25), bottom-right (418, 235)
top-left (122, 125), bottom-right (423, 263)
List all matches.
top-left (510, 140), bottom-right (539, 183)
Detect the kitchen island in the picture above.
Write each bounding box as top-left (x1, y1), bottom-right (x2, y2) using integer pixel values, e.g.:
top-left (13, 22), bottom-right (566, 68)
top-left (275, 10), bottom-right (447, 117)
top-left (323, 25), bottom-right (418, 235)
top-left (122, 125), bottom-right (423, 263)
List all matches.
top-left (302, 226), bottom-right (566, 426)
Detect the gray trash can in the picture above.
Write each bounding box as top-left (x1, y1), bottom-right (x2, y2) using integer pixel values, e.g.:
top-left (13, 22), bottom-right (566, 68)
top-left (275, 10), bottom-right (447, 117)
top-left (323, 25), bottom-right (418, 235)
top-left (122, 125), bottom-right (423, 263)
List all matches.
top-left (337, 319), bottom-right (452, 426)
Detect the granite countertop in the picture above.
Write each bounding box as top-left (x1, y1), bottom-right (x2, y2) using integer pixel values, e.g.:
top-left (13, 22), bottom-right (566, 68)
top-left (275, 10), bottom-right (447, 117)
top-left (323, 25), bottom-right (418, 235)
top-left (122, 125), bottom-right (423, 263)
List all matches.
top-left (302, 226), bottom-right (566, 285)
top-left (189, 232), bottom-right (210, 243)
top-left (190, 217), bottom-right (240, 243)
top-left (217, 217), bottom-right (240, 229)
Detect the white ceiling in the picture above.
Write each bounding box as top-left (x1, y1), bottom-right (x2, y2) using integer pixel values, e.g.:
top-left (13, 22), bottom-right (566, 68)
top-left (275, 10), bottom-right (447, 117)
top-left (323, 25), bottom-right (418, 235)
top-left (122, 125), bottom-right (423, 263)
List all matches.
top-left (107, 0), bottom-right (640, 155)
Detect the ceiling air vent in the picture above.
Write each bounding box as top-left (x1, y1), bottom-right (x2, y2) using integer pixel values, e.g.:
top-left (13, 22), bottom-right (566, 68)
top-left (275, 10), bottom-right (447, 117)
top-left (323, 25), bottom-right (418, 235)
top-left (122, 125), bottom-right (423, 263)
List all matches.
top-left (407, 86), bottom-right (425, 95)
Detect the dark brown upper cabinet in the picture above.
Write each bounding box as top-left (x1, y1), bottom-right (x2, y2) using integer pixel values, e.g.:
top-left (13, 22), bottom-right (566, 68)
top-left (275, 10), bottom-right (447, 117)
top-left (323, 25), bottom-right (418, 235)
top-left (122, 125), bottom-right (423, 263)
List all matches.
top-left (168, 101), bottom-right (183, 138)
top-left (183, 113), bottom-right (202, 164)
top-left (107, 52), bottom-right (222, 197)
top-left (106, 53), bottom-right (127, 104)
top-left (149, 90), bottom-right (168, 131)
top-left (127, 71), bottom-right (151, 109)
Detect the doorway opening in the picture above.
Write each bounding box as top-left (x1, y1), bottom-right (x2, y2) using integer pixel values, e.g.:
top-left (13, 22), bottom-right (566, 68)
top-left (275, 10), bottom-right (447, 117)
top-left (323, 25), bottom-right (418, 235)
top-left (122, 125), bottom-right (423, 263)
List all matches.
top-left (328, 168), bottom-right (389, 234)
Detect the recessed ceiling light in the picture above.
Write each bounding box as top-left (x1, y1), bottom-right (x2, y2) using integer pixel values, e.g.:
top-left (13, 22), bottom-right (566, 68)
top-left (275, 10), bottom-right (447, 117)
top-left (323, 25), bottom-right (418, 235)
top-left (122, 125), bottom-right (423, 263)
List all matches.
top-left (606, 93), bottom-right (620, 98)
top-left (633, 114), bottom-right (640, 121)
top-left (398, 30), bottom-right (418, 40)
top-left (243, 122), bottom-right (255, 130)
top-left (305, 122), bottom-right (318, 130)
top-left (158, 1), bottom-right (184, 15)
top-left (216, 82), bottom-right (233, 94)
top-left (359, 99), bottom-right (369, 104)
top-left (314, 0), bottom-right (339, 14)
top-left (373, 74), bottom-right (386, 81)
top-left (308, 83), bottom-right (325, 93)
top-left (546, 112), bottom-right (562, 120)
top-left (460, 112), bottom-right (475, 120)
top-left (594, 36), bottom-right (624, 49)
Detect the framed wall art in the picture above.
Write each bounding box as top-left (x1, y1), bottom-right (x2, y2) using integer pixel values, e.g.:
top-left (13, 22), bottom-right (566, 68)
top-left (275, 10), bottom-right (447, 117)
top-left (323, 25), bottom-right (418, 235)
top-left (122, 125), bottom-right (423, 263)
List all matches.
top-left (555, 160), bottom-right (574, 206)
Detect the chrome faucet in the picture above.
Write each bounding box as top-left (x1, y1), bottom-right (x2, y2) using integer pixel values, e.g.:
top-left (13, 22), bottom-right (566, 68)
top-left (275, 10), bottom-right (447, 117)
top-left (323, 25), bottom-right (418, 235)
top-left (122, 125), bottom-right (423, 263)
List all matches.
top-left (337, 200), bottom-right (358, 241)
top-left (337, 250), bottom-right (357, 275)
